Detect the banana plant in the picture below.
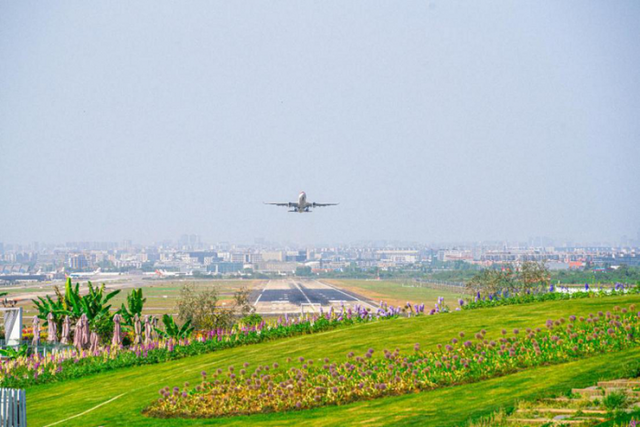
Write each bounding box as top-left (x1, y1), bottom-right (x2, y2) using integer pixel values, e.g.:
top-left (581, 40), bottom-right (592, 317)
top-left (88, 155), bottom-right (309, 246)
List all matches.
top-left (155, 314), bottom-right (194, 339)
top-left (0, 344), bottom-right (29, 360)
top-left (32, 278), bottom-right (120, 328)
top-left (77, 281), bottom-right (120, 327)
top-left (118, 288), bottom-right (146, 327)
top-left (32, 293), bottom-right (64, 325)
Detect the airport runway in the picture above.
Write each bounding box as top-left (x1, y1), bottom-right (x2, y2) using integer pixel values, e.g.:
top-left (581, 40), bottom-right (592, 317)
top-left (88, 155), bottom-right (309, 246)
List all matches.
top-left (253, 279), bottom-right (377, 315)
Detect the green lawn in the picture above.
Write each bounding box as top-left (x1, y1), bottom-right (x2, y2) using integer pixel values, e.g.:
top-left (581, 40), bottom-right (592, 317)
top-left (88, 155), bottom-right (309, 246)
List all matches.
top-left (326, 279), bottom-right (467, 308)
top-left (27, 294), bottom-right (640, 427)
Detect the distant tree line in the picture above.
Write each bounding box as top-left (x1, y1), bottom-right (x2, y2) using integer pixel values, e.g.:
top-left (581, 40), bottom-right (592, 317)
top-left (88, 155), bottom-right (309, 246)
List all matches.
top-left (553, 264), bottom-right (640, 285)
top-left (466, 261), bottom-right (551, 295)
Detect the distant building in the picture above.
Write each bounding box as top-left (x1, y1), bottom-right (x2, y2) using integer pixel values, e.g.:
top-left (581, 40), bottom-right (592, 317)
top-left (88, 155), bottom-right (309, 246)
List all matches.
top-left (68, 254), bottom-right (89, 270)
top-left (188, 251), bottom-right (218, 264)
top-left (261, 251), bottom-right (286, 262)
top-left (255, 261), bottom-right (299, 273)
top-left (207, 262), bottom-right (244, 274)
top-left (376, 250), bottom-right (420, 264)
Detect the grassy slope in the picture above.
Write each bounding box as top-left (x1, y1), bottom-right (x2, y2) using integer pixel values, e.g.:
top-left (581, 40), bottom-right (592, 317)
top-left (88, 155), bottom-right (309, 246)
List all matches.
top-left (28, 294), bottom-right (640, 427)
top-left (326, 279), bottom-right (467, 308)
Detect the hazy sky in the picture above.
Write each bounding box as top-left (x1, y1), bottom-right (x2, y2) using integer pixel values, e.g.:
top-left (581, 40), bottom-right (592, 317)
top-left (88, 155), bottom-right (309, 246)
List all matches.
top-left (1, 1), bottom-right (639, 246)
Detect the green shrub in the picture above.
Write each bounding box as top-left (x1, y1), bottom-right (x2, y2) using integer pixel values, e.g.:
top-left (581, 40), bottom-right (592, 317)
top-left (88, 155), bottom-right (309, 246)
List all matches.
top-left (603, 392), bottom-right (628, 410)
top-left (241, 313), bottom-right (263, 326)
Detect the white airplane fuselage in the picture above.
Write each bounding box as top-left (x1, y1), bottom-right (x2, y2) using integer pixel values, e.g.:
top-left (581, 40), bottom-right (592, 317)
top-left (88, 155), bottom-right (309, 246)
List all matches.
top-left (295, 192), bottom-right (309, 212)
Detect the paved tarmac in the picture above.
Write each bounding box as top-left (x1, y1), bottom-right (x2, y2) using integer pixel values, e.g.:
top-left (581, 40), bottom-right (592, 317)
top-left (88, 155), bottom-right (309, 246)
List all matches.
top-left (253, 279), bottom-right (375, 314)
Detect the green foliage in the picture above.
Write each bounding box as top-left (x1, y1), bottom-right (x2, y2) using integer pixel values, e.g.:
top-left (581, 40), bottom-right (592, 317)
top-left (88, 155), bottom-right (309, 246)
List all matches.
top-left (118, 288), bottom-right (146, 327)
top-left (233, 287), bottom-right (253, 317)
top-left (553, 265), bottom-right (640, 285)
top-left (156, 314), bottom-right (194, 339)
top-left (32, 293), bottom-right (64, 325)
top-left (176, 283), bottom-right (232, 330)
top-left (31, 278), bottom-right (120, 342)
top-left (463, 286), bottom-right (640, 310)
top-left (603, 391), bottom-right (628, 410)
top-left (61, 279), bottom-right (120, 327)
top-left (21, 294), bottom-right (640, 426)
top-left (3, 313), bottom-right (364, 389)
top-left (241, 313), bottom-right (263, 326)
top-left (295, 266), bottom-right (312, 276)
top-left (467, 269), bottom-right (514, 295)
top-left (0, 344), bottom-right (28, 360)
top-left (146, 304), bottom-right (640, 418)
top-left (467, 262), bottom-right (550, 295)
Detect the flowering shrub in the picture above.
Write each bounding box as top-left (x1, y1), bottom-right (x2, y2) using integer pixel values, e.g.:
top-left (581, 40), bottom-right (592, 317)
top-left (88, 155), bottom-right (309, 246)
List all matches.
top-left (0, 303), bottom-right (422, 388)
top-left (146, 304), bottom-right (640, 418)
top-left (462, 283), bottom-right (640, 311)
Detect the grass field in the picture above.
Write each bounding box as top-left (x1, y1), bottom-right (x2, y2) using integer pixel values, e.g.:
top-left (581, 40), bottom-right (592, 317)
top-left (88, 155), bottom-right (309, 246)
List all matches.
top-left (26, 293), bottom-right (640, 426)
top-left (105, 280), bottom-right (261, 316)
top-left (1, 279), bottom-right (262, 326)
top-left (325, 279), bottom-right (467, 308)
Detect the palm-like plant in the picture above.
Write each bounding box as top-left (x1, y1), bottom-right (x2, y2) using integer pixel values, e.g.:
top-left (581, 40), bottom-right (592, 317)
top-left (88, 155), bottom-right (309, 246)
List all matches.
top-left (32, 278), bottom-right (120, 329)
top-left (0, 344), bottom-right (29, 359)
top-left (118, 288), bottom-right (146, 327)
top-left (33, 294), bottom-right (64, 324)
top-left (156, 314), bottom-right (193, 339)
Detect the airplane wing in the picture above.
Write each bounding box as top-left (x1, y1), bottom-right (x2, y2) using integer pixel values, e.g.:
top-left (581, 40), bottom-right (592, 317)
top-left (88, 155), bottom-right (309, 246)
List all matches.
top-left (264, 202), bottom-right (298, 208)
top-left (311, 203), bottom-right (339, 207)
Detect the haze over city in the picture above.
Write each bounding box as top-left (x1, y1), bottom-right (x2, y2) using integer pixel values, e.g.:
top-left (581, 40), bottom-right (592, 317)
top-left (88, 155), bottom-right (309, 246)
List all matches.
top-left (1, 1), bottom-right (639, 246)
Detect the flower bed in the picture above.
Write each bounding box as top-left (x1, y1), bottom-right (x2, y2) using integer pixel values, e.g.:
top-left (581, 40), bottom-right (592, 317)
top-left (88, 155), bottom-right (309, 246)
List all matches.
top-left (0, 303), bottom-right (423, 389)
top-left (460, 284), bottom-right (639, 311)
top-left (145, 304), bottom-right (640, 419)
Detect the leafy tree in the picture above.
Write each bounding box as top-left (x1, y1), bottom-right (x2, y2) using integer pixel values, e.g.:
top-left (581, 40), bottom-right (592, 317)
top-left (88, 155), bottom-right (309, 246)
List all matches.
top-left (233, 287), bottom-right (253, 317)
top-left (295, 266), bottom-right (312, 276)
top-left (517, 261), bottom-right (550, 292)
top-left (176, 283), bottom-right (233, 330)
top-left (156, 314), bottom-right (193, 339)
top-left (467, 269), bottom-right (514, 295)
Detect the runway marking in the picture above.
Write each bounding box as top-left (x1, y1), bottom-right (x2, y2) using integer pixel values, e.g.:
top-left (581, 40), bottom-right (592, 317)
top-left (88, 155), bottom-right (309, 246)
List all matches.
top-left (254, 282), bottom-right (267, 304)
top-left (319, 281), bottom-right (374, 307)
top-left (292, 281), bottom-right (313, 305)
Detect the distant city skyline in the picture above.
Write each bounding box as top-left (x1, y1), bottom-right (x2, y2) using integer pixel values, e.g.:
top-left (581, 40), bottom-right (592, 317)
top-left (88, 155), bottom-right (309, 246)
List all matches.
top-left (1, 230), bottom-right (640, 249)
top-left (1, 2), bottom-right (639, 245)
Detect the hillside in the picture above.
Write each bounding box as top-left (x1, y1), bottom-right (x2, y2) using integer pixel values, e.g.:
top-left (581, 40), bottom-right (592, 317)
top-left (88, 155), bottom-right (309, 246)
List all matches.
top-left (28, 294), bottom-right (640, 426)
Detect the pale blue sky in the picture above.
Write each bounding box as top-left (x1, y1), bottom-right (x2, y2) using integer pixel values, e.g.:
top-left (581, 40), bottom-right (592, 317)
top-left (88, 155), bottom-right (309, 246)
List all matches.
top-left (1, 1), bottom-right (639, 245)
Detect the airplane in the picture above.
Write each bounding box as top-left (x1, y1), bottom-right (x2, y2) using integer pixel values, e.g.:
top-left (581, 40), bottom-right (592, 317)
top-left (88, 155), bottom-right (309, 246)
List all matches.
top-left (149, 269), bottom-right (183, 278)
top-left (67, 268), bottom-right (101, 278)
top-left (265, 191), bottom-right (338, 213)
